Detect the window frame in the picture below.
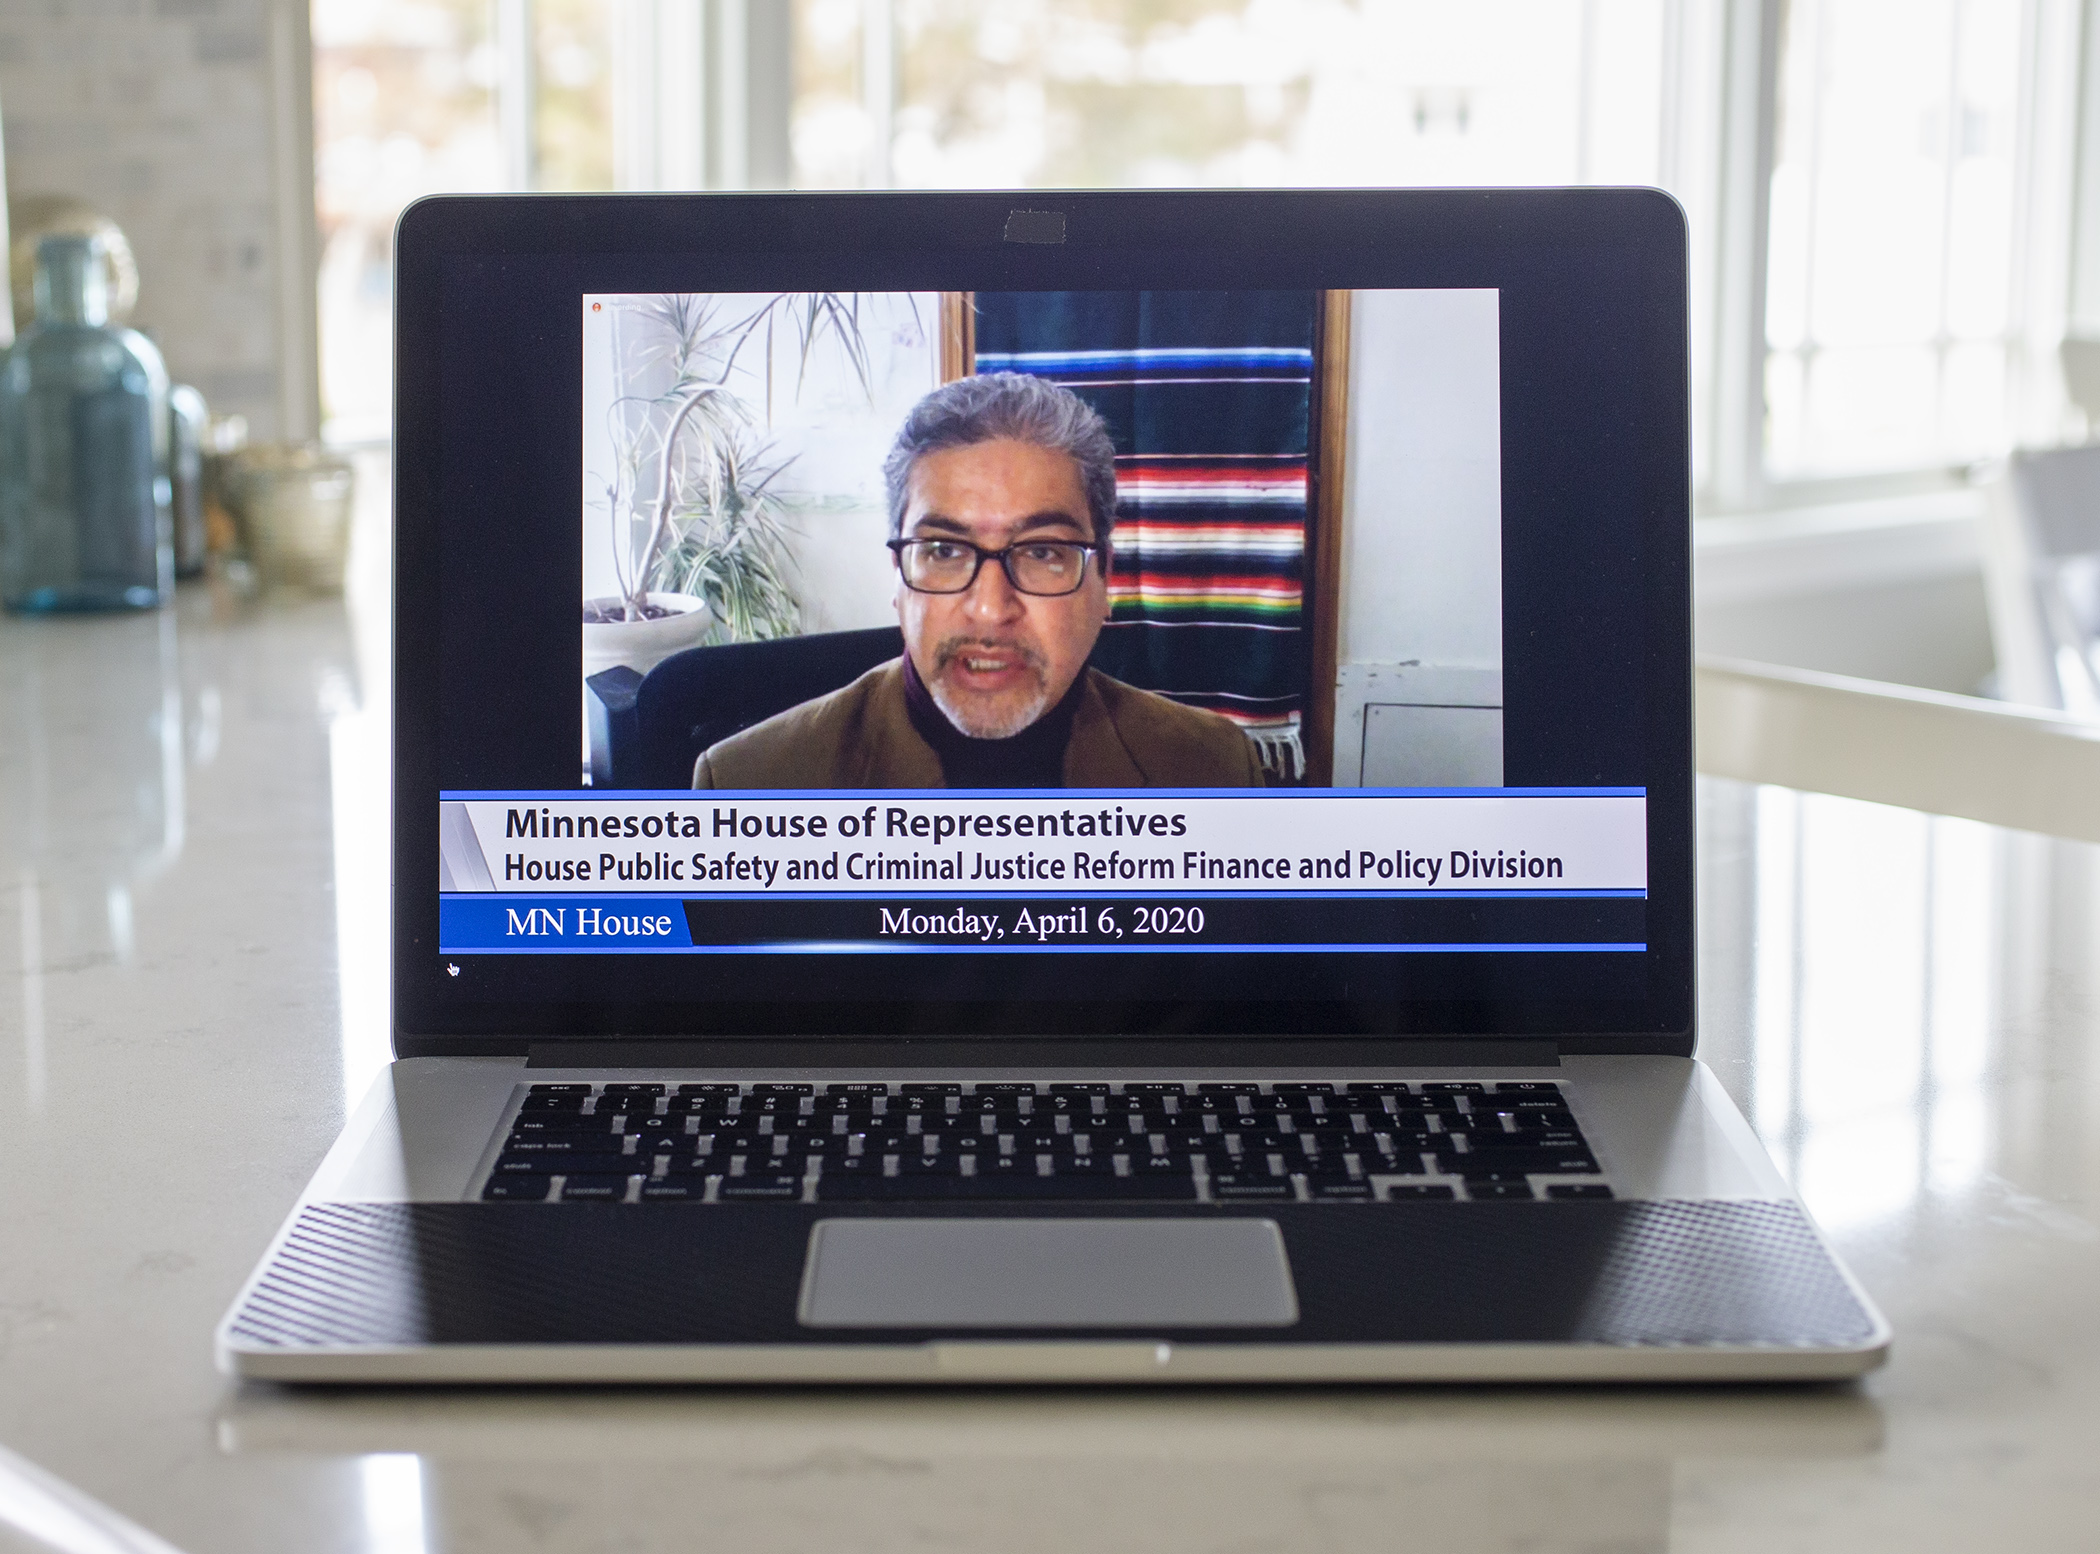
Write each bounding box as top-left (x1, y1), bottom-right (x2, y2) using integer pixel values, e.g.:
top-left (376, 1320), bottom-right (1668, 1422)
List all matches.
top-left (1700, 0), bottom-right (2087, 516)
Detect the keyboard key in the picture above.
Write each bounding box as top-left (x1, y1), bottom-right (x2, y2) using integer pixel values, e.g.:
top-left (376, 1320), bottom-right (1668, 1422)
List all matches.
top-left (1294, 1114), bottom-right (1356, 1136)
top-left (666, 1097), bottom-right (737, 1118)
top-left (638, 1180), bottom-right (707, 1200)
top-left (627, 1133), bottom-right (689, 1157)
top-left (481, 1175), bottom-right (552, 1201)
top-left (1511, 1110), bottom-right (1580, 1131)
top-left (520, 1093), bottom-right (588, 1113)
top-left (1135, 1152), bottom-right (1198, 1174)
top-left (527, 1083), bottom-right (592, 1095)
top-left (695, 1130), bottom-right (763, 1151)
top-left (1308, 1179), bottom-right (1375, 1200)
top-left (815, 1173), bottom-right (1195, 1202)
top-left (1383, 1184), bottom-right (1457, 1201)
top-left (509, 1114), bottom-right (616, 1136)
top-left (1458, 1150), bottom-right (1601, 1176)
top-left (1467, 1181), bottom-right (1536, 1200)
top-left (812, 1098), bottom-right (880, 1120)
top-left (559, 1175), bottom-right (632, 1200)
top-left (824, 1152), bottom-right (886, 1175)
top-left (1054, 1152), bottom-right (1116, 1175)
top-left (1207, 1174), bottom-right (1296, 1200)
top-left (1546, 1183), bottom-right (1615, 1200)
top-left (826, 1082), bottom-right (889, 1096)
top-left (1271, 1082), bottom-right (1334, 1095)
top-left (717, 1175), bottom-right (804, 1201)
top-left (500, 1150), bottom-right (632, 1175)
top-left (499, 1134), bottom-right (616, 1155)
top-left (971, 1154), bottom-right (1033, 1176)
top-left (1366, 1154), bottom-right (1434, 1177)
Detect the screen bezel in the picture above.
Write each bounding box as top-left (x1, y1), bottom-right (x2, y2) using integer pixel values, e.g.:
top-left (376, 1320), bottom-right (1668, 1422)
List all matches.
top-left (392, 188), bottom-right (1695, 1059)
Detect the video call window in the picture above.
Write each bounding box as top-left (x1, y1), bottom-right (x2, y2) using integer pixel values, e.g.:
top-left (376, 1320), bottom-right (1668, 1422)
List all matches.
top-left (576, 288), bottom-right (1505, 795)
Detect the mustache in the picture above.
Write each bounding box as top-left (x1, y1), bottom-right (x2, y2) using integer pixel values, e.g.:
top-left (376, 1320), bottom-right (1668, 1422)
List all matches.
top-left (932, 636), bottom-right (1047, 678)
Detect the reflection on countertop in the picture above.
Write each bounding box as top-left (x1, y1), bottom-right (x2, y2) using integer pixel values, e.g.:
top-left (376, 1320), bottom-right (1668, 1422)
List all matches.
top-left (1, 566), bottom-right (2098, 1549)
top-left (215, 1384), bottom-right (1884, 1554)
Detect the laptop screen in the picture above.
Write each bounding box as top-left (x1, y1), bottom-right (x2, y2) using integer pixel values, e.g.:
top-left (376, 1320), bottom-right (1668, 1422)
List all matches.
top-left (396, 192), bottom-right (1691, 1047)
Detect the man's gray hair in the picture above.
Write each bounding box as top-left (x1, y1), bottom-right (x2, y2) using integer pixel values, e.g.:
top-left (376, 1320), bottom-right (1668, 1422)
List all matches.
top-left (883, 372), bottom-right (1119, 547)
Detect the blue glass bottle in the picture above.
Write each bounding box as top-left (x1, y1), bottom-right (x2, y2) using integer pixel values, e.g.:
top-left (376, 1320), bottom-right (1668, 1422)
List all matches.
top-left (0, 234), bottom-right (172, 612)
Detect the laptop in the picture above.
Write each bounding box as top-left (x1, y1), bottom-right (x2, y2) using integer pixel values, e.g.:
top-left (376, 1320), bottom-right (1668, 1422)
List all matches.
top-left (217, 188), bottom-right (1889, 1383)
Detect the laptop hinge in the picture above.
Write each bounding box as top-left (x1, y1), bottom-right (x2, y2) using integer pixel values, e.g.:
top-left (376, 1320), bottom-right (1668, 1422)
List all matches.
top-left (524, 1039), bottom-right (1562, 1070)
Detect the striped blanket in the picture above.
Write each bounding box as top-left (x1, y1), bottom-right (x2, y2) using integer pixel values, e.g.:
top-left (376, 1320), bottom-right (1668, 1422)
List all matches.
top-left (973, 291), bottom-right (1317, 778)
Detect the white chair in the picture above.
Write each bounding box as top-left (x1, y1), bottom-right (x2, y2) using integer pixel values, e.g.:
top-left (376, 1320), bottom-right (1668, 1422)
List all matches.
top-left (1982, 366), bottom-right (2100, 713)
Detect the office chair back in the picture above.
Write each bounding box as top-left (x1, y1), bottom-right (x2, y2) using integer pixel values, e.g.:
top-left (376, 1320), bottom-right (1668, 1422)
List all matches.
top-left (588, 625), bottom-right (904, 789)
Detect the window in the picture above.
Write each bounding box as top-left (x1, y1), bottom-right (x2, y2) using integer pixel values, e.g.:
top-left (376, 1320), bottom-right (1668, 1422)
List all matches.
top-left (313, 0), bottom-right (501, 445)
top-left (1758, 0), bottom-right (2079, 492)
top-left (793, 0), bottom-right (1712, 191)
top-left (313, 0), bottom-right (2086, 507)
top-left (313, 0), bottom-right (790, 440)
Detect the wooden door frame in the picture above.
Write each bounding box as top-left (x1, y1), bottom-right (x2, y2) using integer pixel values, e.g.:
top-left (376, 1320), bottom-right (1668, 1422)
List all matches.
top-left (1304, 289), bottom-right (1351, 787)
top-left (938, 292), bottom-right (975, 382)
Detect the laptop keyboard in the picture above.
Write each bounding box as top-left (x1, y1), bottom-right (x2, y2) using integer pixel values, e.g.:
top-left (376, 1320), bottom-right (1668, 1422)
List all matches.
top-left (478, 1081), bottom-right (1612, 1205)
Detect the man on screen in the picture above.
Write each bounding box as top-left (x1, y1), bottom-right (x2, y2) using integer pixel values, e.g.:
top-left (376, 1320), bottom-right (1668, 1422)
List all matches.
top-left (693, 373), bottom-right (1265, 789)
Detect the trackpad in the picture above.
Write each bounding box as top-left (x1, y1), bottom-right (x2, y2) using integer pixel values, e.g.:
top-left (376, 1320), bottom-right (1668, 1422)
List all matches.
top-left (798, 1217), bottom-right (1299, 1328)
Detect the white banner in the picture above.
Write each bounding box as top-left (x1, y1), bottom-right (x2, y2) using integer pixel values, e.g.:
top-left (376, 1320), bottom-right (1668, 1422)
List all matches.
top-left (441, 792), bottom-right (1646, 896)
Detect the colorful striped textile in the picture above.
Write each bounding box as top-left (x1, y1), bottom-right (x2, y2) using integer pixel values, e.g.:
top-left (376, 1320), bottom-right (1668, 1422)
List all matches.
top-left (973, 291), bottom-right (1317, 778)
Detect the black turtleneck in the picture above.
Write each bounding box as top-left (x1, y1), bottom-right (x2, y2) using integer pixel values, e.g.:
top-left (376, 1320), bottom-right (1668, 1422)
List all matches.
top-left (901, 651), bottom-right (1085, 788)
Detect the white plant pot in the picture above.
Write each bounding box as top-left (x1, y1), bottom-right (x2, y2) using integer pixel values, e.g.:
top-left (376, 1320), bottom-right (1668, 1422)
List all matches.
top-left (579, 593), bottom-right (714, 775)
top-left (581, 592), bottom-right (715, 681)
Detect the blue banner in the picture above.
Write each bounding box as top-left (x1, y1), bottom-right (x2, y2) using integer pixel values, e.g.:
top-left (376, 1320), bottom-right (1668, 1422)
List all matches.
top-left (441, 895), bottom-right (693, 950)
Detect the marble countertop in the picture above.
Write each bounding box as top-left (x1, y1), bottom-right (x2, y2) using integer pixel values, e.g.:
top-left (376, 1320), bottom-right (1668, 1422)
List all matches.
top-left (1, 580), bottom-right (2096, 1552)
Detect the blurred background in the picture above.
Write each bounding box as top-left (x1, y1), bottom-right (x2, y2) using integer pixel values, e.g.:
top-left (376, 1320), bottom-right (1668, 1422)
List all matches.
top-left (7, 0), bottom-right (2100, 700)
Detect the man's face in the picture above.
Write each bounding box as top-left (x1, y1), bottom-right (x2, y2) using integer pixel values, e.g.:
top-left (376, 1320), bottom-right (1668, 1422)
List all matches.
top-left (894, 437), bottom-right (1110, 740)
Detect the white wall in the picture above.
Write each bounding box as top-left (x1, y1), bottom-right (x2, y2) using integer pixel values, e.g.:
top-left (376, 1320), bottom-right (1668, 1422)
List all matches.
top-left (1332, 288), bottom-right (1505, 785)
top-left (0, 0), bottom-right (315, 440)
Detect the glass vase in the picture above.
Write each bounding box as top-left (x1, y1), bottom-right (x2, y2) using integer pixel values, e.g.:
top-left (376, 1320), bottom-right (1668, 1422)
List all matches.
top-left (0, 233), bottom-right (172, 612)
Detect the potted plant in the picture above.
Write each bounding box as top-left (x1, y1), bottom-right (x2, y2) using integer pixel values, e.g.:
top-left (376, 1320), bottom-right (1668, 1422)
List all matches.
top-left (582, 293), bottom-right (878, 680)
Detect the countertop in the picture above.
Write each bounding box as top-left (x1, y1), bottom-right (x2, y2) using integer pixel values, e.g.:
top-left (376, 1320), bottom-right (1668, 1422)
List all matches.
top-left (2, 581), bottom-right (2097, 1551)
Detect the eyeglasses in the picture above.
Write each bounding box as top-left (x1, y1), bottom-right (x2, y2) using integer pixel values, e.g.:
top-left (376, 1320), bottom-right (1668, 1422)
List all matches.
top-left (888, 536), bottom-right (1100, 597)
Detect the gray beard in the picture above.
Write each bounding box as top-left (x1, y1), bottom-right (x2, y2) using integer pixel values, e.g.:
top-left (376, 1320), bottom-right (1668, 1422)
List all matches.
top-left (928, 675), bottom-right (1053, 740)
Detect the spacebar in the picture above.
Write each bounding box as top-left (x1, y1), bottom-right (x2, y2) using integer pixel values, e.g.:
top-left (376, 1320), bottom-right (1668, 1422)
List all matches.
top-left (814, 1175), bottom-right (1198, 1202)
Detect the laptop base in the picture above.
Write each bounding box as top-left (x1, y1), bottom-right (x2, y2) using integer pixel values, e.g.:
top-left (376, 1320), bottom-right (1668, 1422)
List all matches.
top-left (220, 1195), bottom-right (1886, 1384)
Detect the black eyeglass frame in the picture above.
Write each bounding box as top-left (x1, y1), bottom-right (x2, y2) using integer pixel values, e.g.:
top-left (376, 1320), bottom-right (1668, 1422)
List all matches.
top-left (886, 536), bottom-right (1104, 597)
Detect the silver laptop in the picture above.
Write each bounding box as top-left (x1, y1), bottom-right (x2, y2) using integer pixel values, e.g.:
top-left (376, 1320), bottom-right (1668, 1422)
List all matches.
top-left (217, 188), bottom-right (1888, 1383)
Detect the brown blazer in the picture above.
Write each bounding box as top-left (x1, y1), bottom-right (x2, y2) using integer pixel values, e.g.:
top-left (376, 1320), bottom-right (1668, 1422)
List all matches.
top-left (693, 659), bottom-right (1265, 789)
